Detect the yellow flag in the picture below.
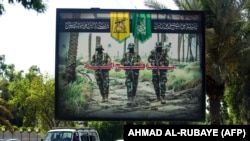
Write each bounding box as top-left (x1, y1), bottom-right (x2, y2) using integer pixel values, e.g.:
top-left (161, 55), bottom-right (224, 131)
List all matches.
top-left (110, 12), bottom-right (130, 43)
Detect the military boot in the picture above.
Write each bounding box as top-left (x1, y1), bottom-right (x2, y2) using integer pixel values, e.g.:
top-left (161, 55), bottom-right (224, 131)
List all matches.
top-left (105, 94), bottom-right (109, 102)
top-left (160, 96), bottom-right (166, 104)
top-left (100, 90), bottom-right (105, 102)
top-left (156, 96), bottom-right (161, 101)
top-left (101, 95), bottom-right (105, 102)
top-left (130, 96), bottom-right (134, 102)
top-left (127, 97), bottom-right (133, 106)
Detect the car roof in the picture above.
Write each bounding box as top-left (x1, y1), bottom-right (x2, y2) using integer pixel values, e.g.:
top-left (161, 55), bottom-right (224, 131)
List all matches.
top-left (77, 128), bottom-right (98, 131)
top-left (48, 127), bottom-right (98, 132)
top-left (48, 128), bottom-right (77, 132)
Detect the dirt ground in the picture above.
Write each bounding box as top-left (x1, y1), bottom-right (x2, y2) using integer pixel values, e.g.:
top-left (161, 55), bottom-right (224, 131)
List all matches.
top-left (70, 73), bottom-right (205, 121)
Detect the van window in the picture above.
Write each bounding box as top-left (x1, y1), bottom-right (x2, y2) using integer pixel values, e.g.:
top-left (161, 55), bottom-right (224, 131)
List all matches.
top-left (43, 131), bottom-right (73, 141)
top-left (80, 135), bottom-right (89, 141)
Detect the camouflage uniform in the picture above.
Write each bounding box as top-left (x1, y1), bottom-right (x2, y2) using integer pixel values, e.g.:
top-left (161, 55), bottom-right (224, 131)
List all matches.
top-left (147, 42), bottom-right (169, 104)
top-left (91, 44), bottom-right (111, 102)
top-left (120, 43), bottom-right (142, 102)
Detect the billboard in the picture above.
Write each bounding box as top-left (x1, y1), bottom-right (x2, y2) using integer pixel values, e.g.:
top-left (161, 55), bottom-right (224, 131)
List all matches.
top-left (55, 8), bottom-right (205, 121)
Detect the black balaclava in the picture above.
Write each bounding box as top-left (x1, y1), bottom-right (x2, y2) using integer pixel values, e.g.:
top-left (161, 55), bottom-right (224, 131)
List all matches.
top-left (129, 48), bottom-right (134, 53)
top-left (156, 47), bottom-right (162, 52)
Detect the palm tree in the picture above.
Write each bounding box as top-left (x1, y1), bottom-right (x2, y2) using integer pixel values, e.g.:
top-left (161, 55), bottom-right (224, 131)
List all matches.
top-left (145, 0), bottom-right (250, 125)
top-left (144, 0), bottom-right (172, 48)
top-left (202, 0), bottom-right (250, 124)
top-left (144, 0), bottom-right (168, 9)
top-left (173, 0), bottom-right (203, 63)
top-left (65, 13), bottom-right (81, 83)
top-left (0, 55), bottom-right (14, 129)
top-left (174, 0), bottom-right (250, 124)
top-left (145, 0), bottom-right (203, 63)
top-left (173, 0), bottom-right (203, 10)
top-left (0, 98), bottom-right (14, 129)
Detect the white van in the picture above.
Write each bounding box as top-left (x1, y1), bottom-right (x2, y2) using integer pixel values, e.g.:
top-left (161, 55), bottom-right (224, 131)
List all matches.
top-left (41, 127), bottom-right (100, 141)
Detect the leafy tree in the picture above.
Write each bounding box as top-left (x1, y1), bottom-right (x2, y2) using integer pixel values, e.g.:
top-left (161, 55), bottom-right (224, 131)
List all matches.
top-left (203, 0), bottom-right (250, 125)
top-left (0, 55), bottom-right (14, 129)
top-left (145, 0), bottom-right (250, 125)
top-left (0, 78), bottom-right (10, 100)
top-left (224, 51), bottom-right (250, 124)
top-left (171, 0), bottom-right (250, 125)
top-left (0, 0), bottom-right (47, 16)
top-left (89, 121), bottom-right (124, 141)
top-left (7, 65), bottom-right (76, 133)
top-left (1, 53), bottom-right (78, 131)
top-left (33, 73), bottom-right (58, 131)
top-left (0, 55), bottom-right (19, 82)
top-left (8, 66), bottom-right (42, 127)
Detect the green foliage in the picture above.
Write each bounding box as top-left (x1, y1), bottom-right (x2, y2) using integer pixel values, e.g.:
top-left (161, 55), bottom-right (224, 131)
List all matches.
top-left (0, 78), bottom-right (11, 100)
top-left (114, 58), bottom-right (121, 63)
top-left (109, 69), bottom-right (124, 78)
top-left (175, 62), bottom-right (188, 69)
top-left (1, 0), bottom-right (47, 16)
top-left (61, 76), bottom-right (95, 113)
top-left (167, 62), bottom-right (202, 91)
top-left (88, 121), bottom-right (124, 141)
top-left (0, 98), bottom-right (14, 129)
top-left (6, 67), bottom-right (73, 132)
top-left (62, 82), bottom-right (83, 100)
top-left (110, 69), bottom-right (152, 81)
top-left (168, 75), bottom-right (185, 90)
top-left (139, 69), bottom-right (152, 81)
top-left (223, 70), bottom-right (250, 125)
top-left (75, 65), bottom-right (94, 83)
top-left (110, 62), bottom-right (201, 93)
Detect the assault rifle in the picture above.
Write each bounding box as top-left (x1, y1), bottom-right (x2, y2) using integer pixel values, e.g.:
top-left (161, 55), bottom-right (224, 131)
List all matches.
top-left (129, 57), bottom-right (134, 91)
top-left (154, 53), bottom-right (160, 76)
top-left (154, 53), bottom-right (161, 95)
top-left (129, 57), bottom-right (134, 80)
top-left (97, 60), bottom-right (103, 79)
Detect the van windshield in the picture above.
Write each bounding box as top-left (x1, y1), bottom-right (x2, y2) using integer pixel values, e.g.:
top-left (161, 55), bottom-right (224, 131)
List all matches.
top-left (43, 131), bottom-right (73, 141)
top-left (78, 131), bottom-right (99, 141)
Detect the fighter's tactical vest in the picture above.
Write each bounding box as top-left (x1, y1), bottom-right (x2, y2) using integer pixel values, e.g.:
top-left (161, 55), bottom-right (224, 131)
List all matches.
top-left (124, 52), bottom-right (138, 65)
top-left (151, 49), bottom-right (169, 66)
top-left (95, 52), bottom-right (109, 65)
